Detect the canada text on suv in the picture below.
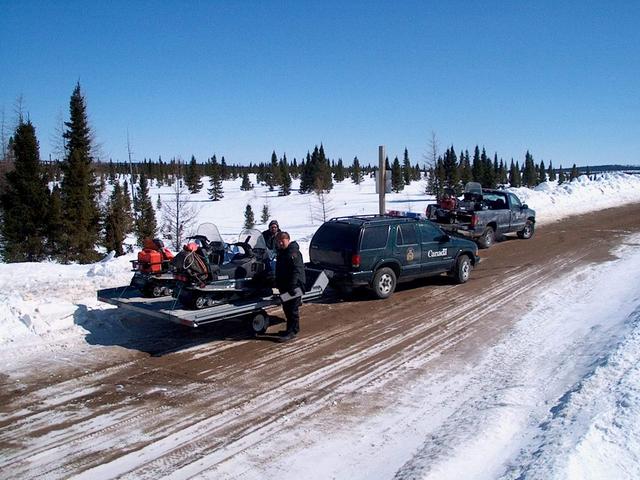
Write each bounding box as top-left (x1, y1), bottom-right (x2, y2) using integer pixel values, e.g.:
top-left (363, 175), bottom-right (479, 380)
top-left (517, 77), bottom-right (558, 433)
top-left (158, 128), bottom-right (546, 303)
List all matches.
top-left (309, 215), bottom-right (480, 299)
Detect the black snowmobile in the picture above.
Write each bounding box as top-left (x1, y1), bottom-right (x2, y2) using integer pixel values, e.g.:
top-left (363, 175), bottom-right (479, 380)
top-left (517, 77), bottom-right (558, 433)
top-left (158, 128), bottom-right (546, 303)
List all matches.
top-left (172, 223), bottom-right (275, 309)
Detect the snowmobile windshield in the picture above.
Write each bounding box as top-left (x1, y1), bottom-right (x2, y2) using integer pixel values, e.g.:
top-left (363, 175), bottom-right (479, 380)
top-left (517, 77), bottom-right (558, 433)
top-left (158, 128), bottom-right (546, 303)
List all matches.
top-left (196, 223), bottom-right (223, 243)
top-left (237, 229), bottom-right (267, 249)
top-left (464, 182), bottom-right (482, 196)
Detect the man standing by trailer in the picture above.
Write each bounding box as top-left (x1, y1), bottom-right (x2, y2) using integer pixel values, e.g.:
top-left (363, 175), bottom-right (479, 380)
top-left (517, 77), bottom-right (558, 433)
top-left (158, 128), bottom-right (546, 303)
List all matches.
top-left (275, 231), bottom-right (306, 342)
top-left (262, 220), bottom-right (281, 250)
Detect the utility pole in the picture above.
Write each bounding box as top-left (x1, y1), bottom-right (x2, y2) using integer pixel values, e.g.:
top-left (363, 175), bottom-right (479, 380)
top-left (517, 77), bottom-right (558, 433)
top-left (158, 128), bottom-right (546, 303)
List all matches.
top-left (379, 145), bottom-right (386, 215)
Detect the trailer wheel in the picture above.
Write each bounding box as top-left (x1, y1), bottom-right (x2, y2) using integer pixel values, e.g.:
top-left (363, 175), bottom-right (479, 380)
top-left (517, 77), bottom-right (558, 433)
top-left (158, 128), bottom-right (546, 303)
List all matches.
top-left (452, 255), bottom-right (471, 284)
top-left (477, 227), bottom-right (495, 249)
top-left (517, 220), bottom-right (535, 239)
top-left (193, 294), bottom-right (208, 310)
top-left (249, 312), bottom-right (270, 335)
top-left (371, 267), bottom-right (396, 299)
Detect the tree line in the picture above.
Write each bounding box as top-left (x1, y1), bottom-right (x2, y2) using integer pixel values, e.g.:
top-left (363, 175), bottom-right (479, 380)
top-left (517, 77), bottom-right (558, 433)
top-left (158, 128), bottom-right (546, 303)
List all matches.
top-left (0, 84), bottom-right (423, 263)
top-left (426, 145), bottom-right (582, 199)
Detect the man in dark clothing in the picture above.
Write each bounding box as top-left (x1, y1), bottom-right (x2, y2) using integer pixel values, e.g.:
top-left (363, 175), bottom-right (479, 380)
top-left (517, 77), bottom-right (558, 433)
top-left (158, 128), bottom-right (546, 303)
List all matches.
top-left (262, 220), bottom-right (281, 251)
top-left (275, 231), bottom-right (306, 342)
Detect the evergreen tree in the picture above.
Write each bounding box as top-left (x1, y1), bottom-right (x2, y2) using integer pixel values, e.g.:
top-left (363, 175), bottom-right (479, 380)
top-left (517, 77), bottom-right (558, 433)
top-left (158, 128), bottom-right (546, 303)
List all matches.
top-left (103, 182), bottom-right (129, 256)
top-left (570, 164), bottom-right (579, 180)
top-left (351, 156), bottom-right (363, 184)
top-left (243, 204), bottom-right (255, 229)
top-left (548, 161), bottom-right (556, 181)
top-left (279, 154), bottom-right (292, 195)
top-left (133, 174), bottom-right (157, 245)
top-left (240, 172), bottom-right (253, 191)
top-left (391, 156), bottom-right (404, 192)
top-left (442, 146), bottom-right (460, 192)
top-left (522, 151), bottom-right (537, 187)
top-left (207, 164), bottom-right (224, 201)
top-left (0, 120), bottom-right (50, 261)
top-left (261, 204), bottom-right (270, 224)
top-left (471, 146), bottom-right (482, 183)
top-left (558, 165), bottom-right (566, 184)
top-left (481, 149), bottom-right (495, 188)
top-left (334, 158), bottom-right (346, 182)
top-left (459, 150), bottom-right (472, 186)
top-left (539, 160), bottom-right (547, 183)
top-left (508, 159), bottom-right (520, 187)
top-left (266, 150), bottom-right (282, 191)
top-left (185, 155), bottom-right (203, 193)
top-left (402, 148), bottom-right (412, 185)
top-left (59, 82), bottom-right (101, 263)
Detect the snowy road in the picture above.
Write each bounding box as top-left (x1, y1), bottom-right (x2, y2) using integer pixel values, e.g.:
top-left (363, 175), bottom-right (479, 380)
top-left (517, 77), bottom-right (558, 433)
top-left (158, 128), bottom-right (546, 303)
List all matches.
top-left (1, 204), bottom-right (640, 479)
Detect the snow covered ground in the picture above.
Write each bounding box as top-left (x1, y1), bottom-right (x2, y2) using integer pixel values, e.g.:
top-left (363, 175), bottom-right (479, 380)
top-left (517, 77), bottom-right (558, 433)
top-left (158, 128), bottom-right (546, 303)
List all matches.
top-left (1, 172), bottom-right (640, 478)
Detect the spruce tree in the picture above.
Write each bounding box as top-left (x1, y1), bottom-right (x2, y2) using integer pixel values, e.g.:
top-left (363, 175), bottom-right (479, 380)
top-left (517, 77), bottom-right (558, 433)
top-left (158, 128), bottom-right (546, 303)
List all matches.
top-left (103, 182), bottom-right (128, 256)
top-left (133, 174), bottom-right (157, 244)
top-left (0, 120), bottom-right (50, 261)
top-left (558, 165), bottom-right (566, 184)
top-left (570, 164), bottom-right (579, 180)
top-left (547, 161), bottom-right (556, 181)
top-left (391, 156), bottom-right (404, 192)
top-left (59, 83), bottom-right (100, 263)
top-left (459, 150), bottom-right (472, 186)
top-left (279, 155), bottom-right (292, 195)
top-left (240, 172), bottom-right (253, 191)
top-left (261, 204), bottom-right (270, 224)
top-left (539, 160), bottom-right (547, 183)
top-left (266, 151), bottom-right (281, 191)
top-left (334, 158), bottom-right (345, 182)
top-left (471, 146), bottom-right (482, 183)
top-left (243, 204), bottom-right (255, 229)
top-left (402, 148), bottom-right (412, 186)
top-left (207, 168), bottom-right (224, 201)
top-left (185, 155), bottom-right (203, 193)
top-left (351, 156), bottom-right (363, 184)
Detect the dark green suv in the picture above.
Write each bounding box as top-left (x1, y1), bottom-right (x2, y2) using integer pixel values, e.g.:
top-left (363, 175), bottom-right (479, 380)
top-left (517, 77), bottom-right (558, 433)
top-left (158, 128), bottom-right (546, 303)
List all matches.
top-left (309, 215), bottom-right (480, 299)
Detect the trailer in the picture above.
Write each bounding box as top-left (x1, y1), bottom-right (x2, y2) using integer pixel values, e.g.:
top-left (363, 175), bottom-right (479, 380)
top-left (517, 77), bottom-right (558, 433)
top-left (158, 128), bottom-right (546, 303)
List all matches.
top-left (97, 267), bottom-right (330, 335)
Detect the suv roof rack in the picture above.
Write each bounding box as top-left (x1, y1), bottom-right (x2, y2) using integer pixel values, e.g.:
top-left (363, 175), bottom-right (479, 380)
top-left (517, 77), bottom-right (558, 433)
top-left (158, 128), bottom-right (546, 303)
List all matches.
top-left (327, 214), bottom-right (418, 225)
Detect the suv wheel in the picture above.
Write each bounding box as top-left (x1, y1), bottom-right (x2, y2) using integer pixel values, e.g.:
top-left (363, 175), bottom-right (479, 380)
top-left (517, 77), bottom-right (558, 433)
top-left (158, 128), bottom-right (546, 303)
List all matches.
top-left (452, 255), bottom-right (471, 284)
top-left (477, 227), bottom-right (495, 249)
top-left (371, 267), bottom-right (397, 299)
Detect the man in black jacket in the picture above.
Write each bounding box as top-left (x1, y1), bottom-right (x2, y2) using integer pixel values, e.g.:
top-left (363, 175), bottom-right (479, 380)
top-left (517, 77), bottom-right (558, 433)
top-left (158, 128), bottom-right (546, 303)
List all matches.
top-left (262, 220), bottom-right (281, 251)
top-left (275, 231), bottom-right (306, 342)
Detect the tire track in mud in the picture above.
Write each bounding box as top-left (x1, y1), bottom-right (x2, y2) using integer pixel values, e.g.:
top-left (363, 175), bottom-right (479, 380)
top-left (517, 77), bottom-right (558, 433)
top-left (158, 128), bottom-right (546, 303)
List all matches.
top-left (1, 204), bottom-right (640, 479)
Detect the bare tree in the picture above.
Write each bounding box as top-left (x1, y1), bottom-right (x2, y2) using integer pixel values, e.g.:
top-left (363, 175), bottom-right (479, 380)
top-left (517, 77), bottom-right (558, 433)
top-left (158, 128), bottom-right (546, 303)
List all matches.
top-left (311, 188), bottom-right (335, 224)
top-left (425, 130), bottom-right (440, 170)
top-left (161, 180), bottom-right (201, 251)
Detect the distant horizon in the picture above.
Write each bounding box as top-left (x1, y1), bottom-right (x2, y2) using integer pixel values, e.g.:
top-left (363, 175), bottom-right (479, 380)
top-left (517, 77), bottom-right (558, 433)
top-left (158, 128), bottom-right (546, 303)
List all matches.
top-left (3, 1), bottom-right (639, 168)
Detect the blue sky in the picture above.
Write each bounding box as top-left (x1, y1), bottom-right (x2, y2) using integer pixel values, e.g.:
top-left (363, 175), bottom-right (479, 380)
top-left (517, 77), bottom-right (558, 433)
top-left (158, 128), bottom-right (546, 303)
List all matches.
top-left (2, 1), bottom-right (639, 167)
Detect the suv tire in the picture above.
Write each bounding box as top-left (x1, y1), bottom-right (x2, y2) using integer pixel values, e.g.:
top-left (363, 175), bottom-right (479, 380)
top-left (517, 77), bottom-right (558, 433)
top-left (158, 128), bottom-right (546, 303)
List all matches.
top-left (477, 226), bottom-right (495, 249)
top-left (371, 267), bottom-right (397, 299)
top-left (452, 255), bottom-right (471, 284)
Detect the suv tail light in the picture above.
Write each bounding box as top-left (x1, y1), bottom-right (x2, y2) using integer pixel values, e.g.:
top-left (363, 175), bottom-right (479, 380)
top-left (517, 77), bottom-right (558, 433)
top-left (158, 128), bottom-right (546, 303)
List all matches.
top-left (470, 213), bottom-right (478, 228)
top-left (351, 253), bottom-right (361, 268)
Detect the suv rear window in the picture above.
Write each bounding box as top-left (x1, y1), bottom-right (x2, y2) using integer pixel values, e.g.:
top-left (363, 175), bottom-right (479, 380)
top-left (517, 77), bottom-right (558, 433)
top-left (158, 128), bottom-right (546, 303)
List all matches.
top-left (360, 225), bottom-right (389, 250)
top-left (311, 222), bottom-right (360, 250)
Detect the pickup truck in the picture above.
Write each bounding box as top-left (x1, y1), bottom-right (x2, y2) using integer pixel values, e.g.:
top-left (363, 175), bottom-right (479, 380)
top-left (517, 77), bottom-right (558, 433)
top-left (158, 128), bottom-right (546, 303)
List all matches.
top-left (427, 182), bottom-right (536, 249)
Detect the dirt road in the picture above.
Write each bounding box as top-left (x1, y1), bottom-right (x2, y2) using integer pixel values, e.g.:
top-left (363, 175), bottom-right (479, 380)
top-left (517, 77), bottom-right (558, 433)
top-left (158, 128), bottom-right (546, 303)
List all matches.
top-left (2, 204), bottom-right (640, 479)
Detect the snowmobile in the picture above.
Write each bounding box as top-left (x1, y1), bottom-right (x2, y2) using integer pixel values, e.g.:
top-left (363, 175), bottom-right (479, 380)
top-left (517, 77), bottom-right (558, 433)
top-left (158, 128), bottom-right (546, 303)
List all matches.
top-left (172, 223), bottom-right (274, 309)
top-left (130, 238), bottom-right (176, 297)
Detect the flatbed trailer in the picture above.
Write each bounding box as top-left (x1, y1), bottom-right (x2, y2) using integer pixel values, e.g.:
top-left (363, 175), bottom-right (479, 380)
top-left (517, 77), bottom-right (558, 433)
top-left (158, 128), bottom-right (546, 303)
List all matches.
top-left (97, 268), bottom-right (330, 334)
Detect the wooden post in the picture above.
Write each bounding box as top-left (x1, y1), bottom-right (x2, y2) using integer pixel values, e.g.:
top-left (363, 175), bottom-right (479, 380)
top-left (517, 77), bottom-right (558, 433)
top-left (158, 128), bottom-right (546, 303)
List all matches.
top-left (379, 145), bottom-right (386, 215)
